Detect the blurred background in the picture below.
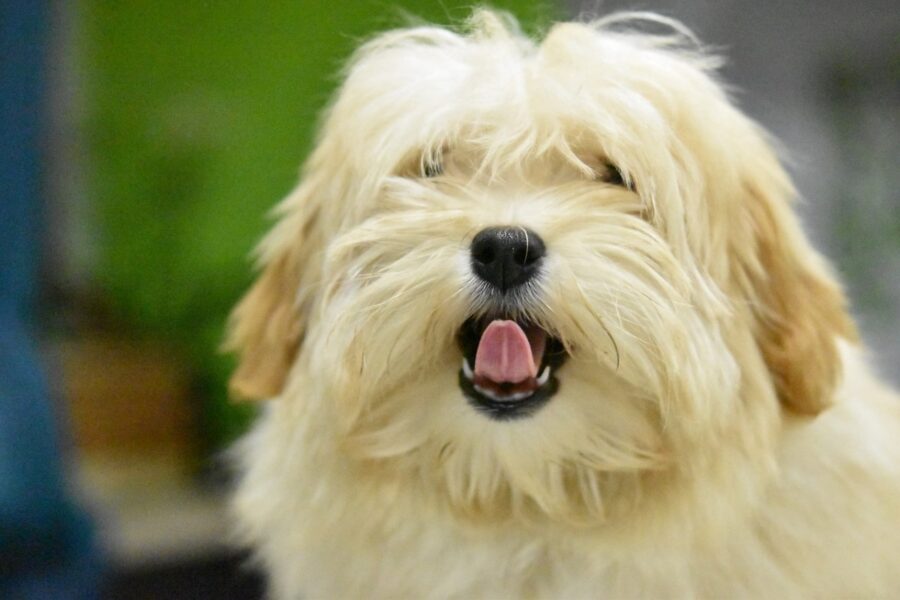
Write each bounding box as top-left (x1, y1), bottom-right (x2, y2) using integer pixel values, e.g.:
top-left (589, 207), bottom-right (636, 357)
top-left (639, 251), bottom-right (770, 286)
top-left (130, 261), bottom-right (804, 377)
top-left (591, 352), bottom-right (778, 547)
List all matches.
top-left (1, 0), bottom-right (896, 598)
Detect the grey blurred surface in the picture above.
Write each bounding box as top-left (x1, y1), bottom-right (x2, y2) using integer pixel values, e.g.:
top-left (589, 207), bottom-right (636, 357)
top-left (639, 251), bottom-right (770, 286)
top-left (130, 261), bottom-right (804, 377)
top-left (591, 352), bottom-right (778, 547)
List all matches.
top-left (568, 0), bottom-right (900, 381)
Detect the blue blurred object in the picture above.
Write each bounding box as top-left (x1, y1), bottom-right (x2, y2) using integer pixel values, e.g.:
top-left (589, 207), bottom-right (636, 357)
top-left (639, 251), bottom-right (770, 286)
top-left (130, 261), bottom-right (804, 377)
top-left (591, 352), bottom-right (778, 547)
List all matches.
top-left (0, 0), bottom-right (100, 597)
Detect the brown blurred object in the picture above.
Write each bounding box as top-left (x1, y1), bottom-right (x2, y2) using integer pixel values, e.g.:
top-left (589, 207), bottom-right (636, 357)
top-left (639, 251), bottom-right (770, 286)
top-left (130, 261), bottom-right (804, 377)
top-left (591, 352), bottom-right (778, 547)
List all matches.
top-left (52, 333), bottom-right (235, 571)
top-left (59, 333), bottom-right (195, 457)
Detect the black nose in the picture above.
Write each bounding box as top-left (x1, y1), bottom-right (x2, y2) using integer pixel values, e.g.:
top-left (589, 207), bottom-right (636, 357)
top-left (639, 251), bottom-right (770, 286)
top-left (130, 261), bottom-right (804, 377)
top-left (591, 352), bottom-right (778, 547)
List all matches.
top-left (470, 226), bottom-right (546, 292)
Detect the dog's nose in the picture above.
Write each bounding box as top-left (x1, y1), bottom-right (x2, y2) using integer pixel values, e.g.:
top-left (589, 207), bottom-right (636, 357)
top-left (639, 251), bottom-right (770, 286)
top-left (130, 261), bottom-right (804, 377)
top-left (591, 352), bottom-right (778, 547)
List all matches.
top-left (470, 226), bottom-right (545, 292)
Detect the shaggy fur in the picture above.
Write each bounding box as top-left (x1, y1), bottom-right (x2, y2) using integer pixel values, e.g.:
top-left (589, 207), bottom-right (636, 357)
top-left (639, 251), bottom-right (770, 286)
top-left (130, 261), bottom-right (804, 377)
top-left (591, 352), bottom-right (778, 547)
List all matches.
top-left (227, 11), bottom-right (900, 598)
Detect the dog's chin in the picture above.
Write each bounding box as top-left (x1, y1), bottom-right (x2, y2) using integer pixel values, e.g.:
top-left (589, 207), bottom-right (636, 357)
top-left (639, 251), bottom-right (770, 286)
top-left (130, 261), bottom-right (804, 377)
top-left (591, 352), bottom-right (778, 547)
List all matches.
top-left (456, 316), bottom-right (569, 420)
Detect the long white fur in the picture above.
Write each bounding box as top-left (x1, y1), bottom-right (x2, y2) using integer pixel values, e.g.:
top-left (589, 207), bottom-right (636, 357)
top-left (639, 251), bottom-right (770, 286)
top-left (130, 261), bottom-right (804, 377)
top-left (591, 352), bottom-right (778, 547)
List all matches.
top-left (229, 10), bottom-right (900, 598)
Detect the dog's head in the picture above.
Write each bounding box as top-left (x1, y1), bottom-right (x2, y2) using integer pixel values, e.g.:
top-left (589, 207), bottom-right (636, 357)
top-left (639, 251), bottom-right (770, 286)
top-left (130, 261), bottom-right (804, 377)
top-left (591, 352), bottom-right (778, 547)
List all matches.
top-left (227, 11), bottom-right (856, 524)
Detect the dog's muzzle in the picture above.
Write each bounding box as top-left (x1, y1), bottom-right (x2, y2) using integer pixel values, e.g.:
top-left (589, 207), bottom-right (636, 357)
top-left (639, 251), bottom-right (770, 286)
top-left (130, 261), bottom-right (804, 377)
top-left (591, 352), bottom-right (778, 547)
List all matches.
top-left (458, 226), bottom-right (566, 420)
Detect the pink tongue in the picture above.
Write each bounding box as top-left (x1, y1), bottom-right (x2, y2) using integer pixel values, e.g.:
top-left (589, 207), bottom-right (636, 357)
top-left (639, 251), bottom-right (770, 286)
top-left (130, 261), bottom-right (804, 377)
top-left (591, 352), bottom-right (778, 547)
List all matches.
top-left (474, 320), bottom-right (538, 384)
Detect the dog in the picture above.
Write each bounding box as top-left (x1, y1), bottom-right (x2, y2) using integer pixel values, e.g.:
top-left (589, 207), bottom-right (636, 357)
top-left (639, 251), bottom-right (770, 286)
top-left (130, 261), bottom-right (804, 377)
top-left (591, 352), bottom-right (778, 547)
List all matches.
top-left (226, 10), bottom-right (900, 598)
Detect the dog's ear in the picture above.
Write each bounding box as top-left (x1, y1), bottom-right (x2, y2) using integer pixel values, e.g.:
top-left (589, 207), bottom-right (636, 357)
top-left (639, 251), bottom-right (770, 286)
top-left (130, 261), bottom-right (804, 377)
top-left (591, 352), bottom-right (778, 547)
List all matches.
top-left (225, 184), bottom-right (322, 401)
top-left (735, 131), bottom-right (857, 415)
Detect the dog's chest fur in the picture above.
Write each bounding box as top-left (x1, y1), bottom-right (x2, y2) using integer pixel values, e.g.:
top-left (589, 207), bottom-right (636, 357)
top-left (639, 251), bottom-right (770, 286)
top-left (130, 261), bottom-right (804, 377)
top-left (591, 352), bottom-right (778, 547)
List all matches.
top-left (234, 359), bottom-right (900, 599)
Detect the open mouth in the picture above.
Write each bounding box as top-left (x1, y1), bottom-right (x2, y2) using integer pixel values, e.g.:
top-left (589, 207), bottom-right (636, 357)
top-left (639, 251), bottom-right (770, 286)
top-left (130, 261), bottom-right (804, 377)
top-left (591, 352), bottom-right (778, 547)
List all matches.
top-left (457, 317), bottom-right (568, 420)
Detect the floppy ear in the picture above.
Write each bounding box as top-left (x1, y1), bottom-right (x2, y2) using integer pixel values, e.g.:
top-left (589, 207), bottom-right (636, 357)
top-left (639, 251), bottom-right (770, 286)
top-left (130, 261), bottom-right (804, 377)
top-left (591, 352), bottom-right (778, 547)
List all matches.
top-left (736, 133), bottom-right (857, 415)
top-left (225, 184), bottom-right (322, 400)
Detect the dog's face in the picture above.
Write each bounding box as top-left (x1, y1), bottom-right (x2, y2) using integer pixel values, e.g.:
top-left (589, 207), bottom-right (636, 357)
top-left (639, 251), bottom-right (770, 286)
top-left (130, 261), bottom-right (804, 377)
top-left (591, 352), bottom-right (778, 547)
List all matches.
top-left (228, 12), bottom-right (855, 524)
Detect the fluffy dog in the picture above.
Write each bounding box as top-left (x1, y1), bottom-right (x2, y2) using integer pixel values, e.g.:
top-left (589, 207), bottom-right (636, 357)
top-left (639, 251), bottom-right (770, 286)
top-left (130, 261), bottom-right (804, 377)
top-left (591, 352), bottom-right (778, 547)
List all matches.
top-left (227, 10), bottom-right (900, 598)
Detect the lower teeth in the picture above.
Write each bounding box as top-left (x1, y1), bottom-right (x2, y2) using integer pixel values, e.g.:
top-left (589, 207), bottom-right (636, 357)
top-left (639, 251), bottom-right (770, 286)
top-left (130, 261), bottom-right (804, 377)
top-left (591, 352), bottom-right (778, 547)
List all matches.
top-left (473, 385), bottom-right (535, 402)
top-left (462, 361), bottom-right (552, 402)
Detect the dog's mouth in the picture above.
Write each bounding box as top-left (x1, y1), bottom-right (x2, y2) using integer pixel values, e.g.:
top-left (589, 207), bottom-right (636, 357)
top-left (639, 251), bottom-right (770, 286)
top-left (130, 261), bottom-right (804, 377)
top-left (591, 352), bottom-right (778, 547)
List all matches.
top-left (457, 317), bottom-right (568, 420)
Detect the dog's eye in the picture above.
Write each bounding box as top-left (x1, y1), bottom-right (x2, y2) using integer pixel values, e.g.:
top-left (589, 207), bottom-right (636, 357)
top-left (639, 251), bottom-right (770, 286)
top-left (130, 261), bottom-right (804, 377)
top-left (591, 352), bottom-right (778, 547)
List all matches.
top-left (597, 163), bottom-right (627, 187)
top-left (422, 159), bottom-right (443, 178)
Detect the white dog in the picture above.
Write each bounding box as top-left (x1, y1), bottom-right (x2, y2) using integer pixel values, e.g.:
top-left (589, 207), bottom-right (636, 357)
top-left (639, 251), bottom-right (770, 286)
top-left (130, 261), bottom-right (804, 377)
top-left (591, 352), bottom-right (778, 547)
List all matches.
top-left (227, 10), bottom-right (900, 598)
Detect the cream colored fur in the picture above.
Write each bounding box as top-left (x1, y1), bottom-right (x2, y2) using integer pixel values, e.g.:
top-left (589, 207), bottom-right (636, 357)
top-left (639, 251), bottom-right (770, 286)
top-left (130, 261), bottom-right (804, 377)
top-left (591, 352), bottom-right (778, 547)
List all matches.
top-left (227, 11), bottom-right (900, 599)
